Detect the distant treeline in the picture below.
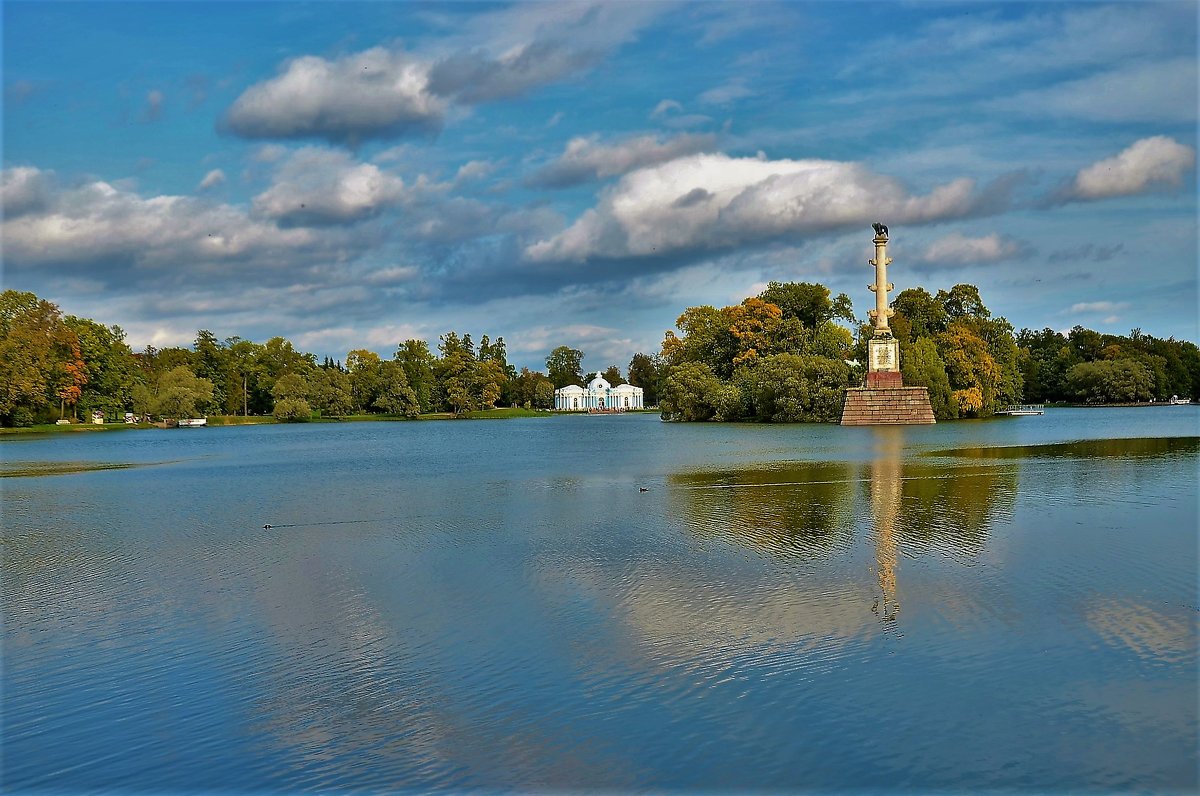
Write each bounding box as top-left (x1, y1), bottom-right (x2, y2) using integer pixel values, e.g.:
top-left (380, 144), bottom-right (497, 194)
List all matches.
top-left (0, 289), bottom-right (638, 426)
top-left (2, 285), bottom-right (1196, 427)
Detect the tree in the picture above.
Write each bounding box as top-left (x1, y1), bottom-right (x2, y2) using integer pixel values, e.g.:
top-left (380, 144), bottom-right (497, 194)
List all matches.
top-left (1066, 360), bottom-right (1153, 404)
top-left (533, 379), bottom-right (555, 409)
top-left (546, 345), bottom-right (584, 389)
top-left (395, 339), bottom-right (437, 413)
top-left (601, 365), bottom-right (626, 386)
top-left (346, 349), bottom-right (384, 411)
top-left (309, 368), bottom-right (353, 417)
top-left (272, 373), bottom-right (312, 421)
top-left (373, 361), bottom-right (420, 417)
top-left (66, 316), bottom-right (139, 420)
top-left (659, 362), bottom-right (727, 422)
top-left (193, 330), bottom-right (228, 411)
top-left (937, 284), bottom-right (990, 321)
top-left (224, 337), bottom-right (265, 415)
top-left (938, 322), bottom-right (1001, 417)
top-left (735, 354), bottom-right (850, 423)
top-left (901, 337), bottom-right (955, 420)
top-left (758, 281), bottom-right (855, 328)
top-left (0, 291), bottom-right (81, 423)
top-left (892, 287), bottom-right (948, 340)
top-left (627, 353), bottom-right (665, 406)
top-left (155, 366), bottom-right (215, 419)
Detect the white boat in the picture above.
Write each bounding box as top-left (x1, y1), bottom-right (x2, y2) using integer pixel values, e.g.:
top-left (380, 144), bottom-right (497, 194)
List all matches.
top-left (996, 405), bottom-right (1045, 416)
top-left (177, 418), bottom-right (208, 427)
top-left (1168, 395), bottom-right (1191, 405)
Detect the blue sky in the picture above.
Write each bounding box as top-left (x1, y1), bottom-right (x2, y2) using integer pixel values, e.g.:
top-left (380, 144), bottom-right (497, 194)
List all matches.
top-left (3, 1), bottom-right (1196, 373)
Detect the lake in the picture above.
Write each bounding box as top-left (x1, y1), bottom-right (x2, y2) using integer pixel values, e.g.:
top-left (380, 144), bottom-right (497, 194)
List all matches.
top-left (3, 407), bottom-right (1197, 792)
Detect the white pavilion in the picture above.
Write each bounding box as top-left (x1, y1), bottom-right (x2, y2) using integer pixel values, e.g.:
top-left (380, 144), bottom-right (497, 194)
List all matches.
top-left (554, 374), bottom-right (644, 411)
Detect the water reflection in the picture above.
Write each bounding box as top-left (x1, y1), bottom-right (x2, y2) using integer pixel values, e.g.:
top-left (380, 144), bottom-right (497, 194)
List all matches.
top-left (669, 426), bottom-right (1021, 628)
top-left (869, 428), bottom-right (903, 624)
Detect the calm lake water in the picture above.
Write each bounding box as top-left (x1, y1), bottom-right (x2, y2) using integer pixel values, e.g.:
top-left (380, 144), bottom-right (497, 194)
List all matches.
top-left (3, 408), bottom-right (1198, 792)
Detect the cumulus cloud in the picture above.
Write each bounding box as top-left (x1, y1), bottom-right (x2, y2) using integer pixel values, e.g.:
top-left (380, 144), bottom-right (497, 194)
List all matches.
top-left (1, 166), bottom-right (53, 218)
top-left (917, 232), bottom-right (1026, 265)
top-left (526, 132), bottom-right (718, 188)
top-left (455, 159), bottom-right (498, 183)
top-left (252, 147), bottom-right (405, 226)
top-left (525, 153), bottom-right (999, 263)
top-left (198, 169), bottom-right (226, 191)
top-left (2, 172), bottom-right (321, 271)
top-left (1063, 136), bottom-right (1195, 202)
top-left (223, 48), bottom-right (446, 145)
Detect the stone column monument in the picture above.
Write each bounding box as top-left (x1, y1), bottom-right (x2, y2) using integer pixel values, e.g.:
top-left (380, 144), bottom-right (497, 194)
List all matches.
top-left (840, 223), bottom-right (935, 425)
top-left (866, 223), bottom-right (902, 389)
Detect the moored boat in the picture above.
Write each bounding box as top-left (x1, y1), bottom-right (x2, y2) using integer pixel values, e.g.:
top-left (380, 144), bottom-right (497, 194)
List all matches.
top-left (177, 418), bottom-right (208, 427)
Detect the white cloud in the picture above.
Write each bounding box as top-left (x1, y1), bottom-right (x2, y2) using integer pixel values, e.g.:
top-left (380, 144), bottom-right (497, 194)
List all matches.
top-left (224, 48), bottom-right (446, 145)
top-left (525, 153), bottom-right (990, 263)
top-left (527, 132), bottom-right (718, 187)
top-left (252, 147), bottom-right (406, 226)
top-left (198, 169), bottom-right (226, 190)
top-left (1066, 136), bottom-right (1195, 202)
top-left (698, 78), bottom-right (754, 106)
top-left (2, 173), bottom-right (320, 270)
top-left (1069, 301), bottom-right (1129, 314)
top-left (918, 232), bottom-right (1025, 265)
top-left (651, 99), bottom-right (683, 119)
top-left (1, 166), bottom-right (53, 218)
top-left (455, 159), bottom-right (497, 182)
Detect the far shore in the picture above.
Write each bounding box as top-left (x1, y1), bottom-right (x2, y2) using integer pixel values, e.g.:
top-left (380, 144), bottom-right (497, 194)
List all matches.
top-left (0, 407), bottom-right (665, 435)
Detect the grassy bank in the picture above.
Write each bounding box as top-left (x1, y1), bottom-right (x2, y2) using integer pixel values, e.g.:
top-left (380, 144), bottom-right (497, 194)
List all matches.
top-left (1, 407), bottom-right (566, 434)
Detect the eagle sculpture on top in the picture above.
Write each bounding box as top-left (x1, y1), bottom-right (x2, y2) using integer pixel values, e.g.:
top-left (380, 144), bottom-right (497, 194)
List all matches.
top-left (872, 222), bottom-right (889, 239)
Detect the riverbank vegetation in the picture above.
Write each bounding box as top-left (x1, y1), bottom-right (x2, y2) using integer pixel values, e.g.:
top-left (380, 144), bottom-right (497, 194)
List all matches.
top-left (3, 284), bottom-right (1197, 428)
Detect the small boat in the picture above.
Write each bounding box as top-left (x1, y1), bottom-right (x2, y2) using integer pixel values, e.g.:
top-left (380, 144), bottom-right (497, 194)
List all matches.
top-left (996, 405), bottom-right (1045, 416)
top-left (1168, 395), bottom-right (1192, 405)
top-left (177, 418), bottom-right (208, 427)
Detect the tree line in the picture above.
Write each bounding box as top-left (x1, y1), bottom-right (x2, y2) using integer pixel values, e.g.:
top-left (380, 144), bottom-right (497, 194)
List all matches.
top-left (640, 281), bottom-right (1199, 422)
top-left (0, 290), bottom-right (651, 426)
top-left (3, 283), bottom-right (1196, 428)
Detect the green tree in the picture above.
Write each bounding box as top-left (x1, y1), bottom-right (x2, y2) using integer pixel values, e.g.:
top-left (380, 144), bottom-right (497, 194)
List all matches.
top-left (1066, 360), bottom-right (1153, 404)
top-left (627, 353), bottom-right (665, 406)
top-left (533, 378), bottom-right (555, 409)
top-left (659, 362), bottom-right (728, 422)
top-left (758, 281), bottom-right (855, 328)
top-left (892, 287), bottom-right (949, 339)
top-left (373, 361), bottom-right (420, 417)
top-left (155, 366), bottom-right (215, 419)
top-left (601, 365), bottom-right (625, 386)
top-left (901, 337), bottom-right (955, 420)
top-left (546, 345), bottom-right (585, 389)
top-left (65, 316), bottom-right (139, 420)
top-left (395, 339), bottom-right (437, 413)
top-left (309, 368), bottom-right (353, 417)
top-left (735, 354), bottom-right (850, 423)
top-left (346, 349), bottom-right (384, 411)
top-left (272, 373), bottom-right (312, 422)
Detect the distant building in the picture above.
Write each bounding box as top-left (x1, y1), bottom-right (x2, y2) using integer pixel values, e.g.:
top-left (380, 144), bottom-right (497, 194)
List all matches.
top-left (554, 374), bottom-right (644, 411)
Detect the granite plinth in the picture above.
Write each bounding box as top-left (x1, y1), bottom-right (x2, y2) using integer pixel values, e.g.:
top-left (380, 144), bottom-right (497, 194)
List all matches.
top-left (840, 386), bottom-right (936, 425)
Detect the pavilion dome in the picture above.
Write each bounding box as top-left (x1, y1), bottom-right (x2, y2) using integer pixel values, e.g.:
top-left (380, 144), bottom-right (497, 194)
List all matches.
top-left (587, 375), bottom-right (611, 390)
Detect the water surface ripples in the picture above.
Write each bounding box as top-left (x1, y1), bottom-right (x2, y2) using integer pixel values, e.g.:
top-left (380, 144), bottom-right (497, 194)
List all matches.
top-left (2, 408), bottom-right (1197, 792)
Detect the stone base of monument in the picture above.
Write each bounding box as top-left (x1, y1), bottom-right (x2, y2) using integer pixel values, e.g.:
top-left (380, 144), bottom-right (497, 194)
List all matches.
top-left (840, 386), bottom-right (936, 425)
